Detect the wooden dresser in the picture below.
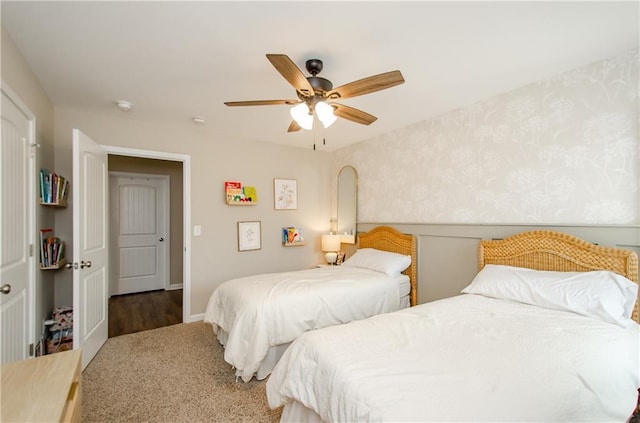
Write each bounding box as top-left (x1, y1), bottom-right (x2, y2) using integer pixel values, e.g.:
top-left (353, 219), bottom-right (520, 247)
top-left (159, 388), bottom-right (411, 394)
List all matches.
top-left (1, 349), bottom-right (81, 422)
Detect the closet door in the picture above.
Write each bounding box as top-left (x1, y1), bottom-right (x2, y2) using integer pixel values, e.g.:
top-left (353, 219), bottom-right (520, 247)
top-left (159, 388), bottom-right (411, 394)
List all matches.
top-left (0, 89), bottom-right (34, 363)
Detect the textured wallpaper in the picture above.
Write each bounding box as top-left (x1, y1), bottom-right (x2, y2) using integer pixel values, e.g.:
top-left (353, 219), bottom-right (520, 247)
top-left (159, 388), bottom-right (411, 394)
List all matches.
top-left (334, 50), bottom-right (639, 224)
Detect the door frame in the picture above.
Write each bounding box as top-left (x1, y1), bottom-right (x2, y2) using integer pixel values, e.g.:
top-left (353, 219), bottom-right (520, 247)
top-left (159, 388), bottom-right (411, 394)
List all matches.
top-left (102, 146), bottom-right (191, 323)
top-left (108, 171), bottom-right (171, 295)
top-left (0, 82), bottom-right (36, 359)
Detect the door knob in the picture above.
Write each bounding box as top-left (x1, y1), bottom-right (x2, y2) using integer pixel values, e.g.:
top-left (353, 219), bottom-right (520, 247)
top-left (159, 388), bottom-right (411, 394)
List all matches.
top-left (159, 237), bottom-right (164, 242)
top-left (1, 284), bottom-right (11, 295)
top-left (65, 262), bottom-right (77, 270)
top-left (80, 260), bottom-right (92, 269)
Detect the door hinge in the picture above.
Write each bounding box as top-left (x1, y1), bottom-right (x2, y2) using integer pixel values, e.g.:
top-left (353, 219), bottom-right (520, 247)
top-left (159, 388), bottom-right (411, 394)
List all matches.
top-left (28, 139), bottom-right (38, 158)
top-left (29, 244), bottom-right (34, 257)
top-left (29, 343), bottom-right (34, 357)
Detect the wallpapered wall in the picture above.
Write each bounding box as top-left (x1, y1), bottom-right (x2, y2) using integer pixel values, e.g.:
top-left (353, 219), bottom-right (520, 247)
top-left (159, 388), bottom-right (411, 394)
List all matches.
top-left (334, 49), bottom-right (639, 225)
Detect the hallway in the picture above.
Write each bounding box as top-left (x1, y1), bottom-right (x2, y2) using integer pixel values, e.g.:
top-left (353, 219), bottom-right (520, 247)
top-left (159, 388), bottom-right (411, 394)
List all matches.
top-left (108, 289), bottom-right (182, 337)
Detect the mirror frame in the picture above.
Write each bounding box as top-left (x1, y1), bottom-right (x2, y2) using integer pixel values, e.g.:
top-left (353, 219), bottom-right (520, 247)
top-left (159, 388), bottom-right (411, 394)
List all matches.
top-left (336, 165), bottom-right (358, 244)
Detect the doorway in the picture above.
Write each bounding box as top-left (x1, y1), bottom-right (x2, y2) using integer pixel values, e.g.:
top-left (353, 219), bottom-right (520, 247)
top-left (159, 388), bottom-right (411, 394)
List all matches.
top-left (106, 152), bottom-right (188, 337)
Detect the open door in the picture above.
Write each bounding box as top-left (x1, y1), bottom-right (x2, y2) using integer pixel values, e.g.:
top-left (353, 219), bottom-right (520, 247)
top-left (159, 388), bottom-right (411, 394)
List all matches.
top-left (72, 129), bottom-right (108, 369)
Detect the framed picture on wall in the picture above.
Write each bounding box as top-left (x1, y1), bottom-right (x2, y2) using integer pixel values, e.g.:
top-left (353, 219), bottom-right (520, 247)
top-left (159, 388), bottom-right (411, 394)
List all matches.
top-left (237, 221), bottom-right (261, 251)
top-left (274, 178), bottom-right (297, 210)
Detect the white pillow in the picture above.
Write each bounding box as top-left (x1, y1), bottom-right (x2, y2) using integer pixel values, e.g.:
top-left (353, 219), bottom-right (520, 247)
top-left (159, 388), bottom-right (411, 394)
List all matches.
top-left (341, 248), bottom-right (411, 277)
top-left (461, 264), bottom-right (638, 327)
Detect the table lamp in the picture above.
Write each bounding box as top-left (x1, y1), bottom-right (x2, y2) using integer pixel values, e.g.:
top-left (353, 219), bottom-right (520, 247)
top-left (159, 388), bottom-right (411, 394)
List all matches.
top-left (321, 234), bottom-right (342, 265)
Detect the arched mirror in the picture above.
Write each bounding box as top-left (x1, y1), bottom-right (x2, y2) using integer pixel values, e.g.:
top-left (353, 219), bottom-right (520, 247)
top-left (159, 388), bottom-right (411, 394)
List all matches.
top-left (337, 165), bottom-right (357, 244)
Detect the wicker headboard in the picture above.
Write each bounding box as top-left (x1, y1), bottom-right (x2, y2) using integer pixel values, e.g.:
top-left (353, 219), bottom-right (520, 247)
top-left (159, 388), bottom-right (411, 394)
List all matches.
top-left (358, 226), bottom-right (417, 306)
top-left (478, 230), bottom-right (639, 322)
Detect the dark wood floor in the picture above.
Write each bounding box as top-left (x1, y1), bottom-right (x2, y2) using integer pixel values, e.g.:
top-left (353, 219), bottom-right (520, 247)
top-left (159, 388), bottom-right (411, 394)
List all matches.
top-left (108, 289), bottom-right (183, 338)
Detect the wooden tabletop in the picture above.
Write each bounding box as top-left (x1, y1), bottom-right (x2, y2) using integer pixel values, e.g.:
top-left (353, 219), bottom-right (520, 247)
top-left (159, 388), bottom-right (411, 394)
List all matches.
top-left (1, 349), bottom-right (81, 422)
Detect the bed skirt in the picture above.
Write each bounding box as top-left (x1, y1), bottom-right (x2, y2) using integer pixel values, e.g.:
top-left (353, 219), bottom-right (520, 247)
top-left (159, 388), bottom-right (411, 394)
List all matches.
top-left (215, 329), bottom-right (292, 381)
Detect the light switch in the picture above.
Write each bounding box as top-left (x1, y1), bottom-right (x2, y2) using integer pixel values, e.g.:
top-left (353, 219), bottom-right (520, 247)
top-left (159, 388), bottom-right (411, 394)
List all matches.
top-left (193, 225), bottom-right (202, 236)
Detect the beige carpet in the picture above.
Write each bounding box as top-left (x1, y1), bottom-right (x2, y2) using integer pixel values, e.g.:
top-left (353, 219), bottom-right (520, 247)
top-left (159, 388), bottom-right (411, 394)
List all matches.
top-left (82, 322), bottom-right (283, 422)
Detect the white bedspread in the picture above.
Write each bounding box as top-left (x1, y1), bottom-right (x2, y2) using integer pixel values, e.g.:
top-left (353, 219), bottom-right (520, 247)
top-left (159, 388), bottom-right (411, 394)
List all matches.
top-left (204, 266), bottom-right (403, 382)
top-left (267, 294), bottom-right (640, 422)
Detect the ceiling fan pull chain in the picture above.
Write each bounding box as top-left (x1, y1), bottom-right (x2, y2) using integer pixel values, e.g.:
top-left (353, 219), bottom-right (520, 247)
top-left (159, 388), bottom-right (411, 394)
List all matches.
top-left (313, 126), bottom-right (321, 150)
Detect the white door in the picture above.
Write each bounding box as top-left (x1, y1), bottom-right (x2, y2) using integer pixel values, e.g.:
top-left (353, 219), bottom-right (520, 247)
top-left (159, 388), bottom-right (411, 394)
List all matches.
top-left (72, 129), bottom-right (108, 369)
top-left (0, 90), bottom-right (34, 364)
top-left (109, 173), bottom-right (169, 295)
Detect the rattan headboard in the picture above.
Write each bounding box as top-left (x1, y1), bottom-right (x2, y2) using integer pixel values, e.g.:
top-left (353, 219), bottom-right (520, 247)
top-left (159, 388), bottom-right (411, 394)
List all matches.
top-left (478, 230), bottom-right (639, 322)
top-left (358, 226), bottom-right (417, 306)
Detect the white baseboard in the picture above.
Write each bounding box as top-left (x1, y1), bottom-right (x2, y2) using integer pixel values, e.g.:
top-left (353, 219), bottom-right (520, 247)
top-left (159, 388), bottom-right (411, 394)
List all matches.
top-left (187, 313), bottom-right (204, 323)
top-left (168, 283), bottom-right (183, 290)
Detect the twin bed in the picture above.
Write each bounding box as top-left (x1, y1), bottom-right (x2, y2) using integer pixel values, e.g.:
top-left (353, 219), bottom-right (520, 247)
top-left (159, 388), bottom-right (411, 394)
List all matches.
top-left (204, 228), bottom-right (639, 421)
top-left (204, 226), bottom-right (416, 382)
top-left (266, 230), bottom-right (640, 422)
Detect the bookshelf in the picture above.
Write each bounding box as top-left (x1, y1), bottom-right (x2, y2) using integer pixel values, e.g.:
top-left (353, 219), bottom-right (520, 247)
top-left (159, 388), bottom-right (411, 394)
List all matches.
top-left (39, 169), bottom-right (69, 271)
top-left (40, 258), bottom-right (68, 271)
top-left (282, 227), bottom-right (306, 247)
top-left (40, 199), bottom-right (67, 208)
top-left (225, 181), bottom-right (257, 205)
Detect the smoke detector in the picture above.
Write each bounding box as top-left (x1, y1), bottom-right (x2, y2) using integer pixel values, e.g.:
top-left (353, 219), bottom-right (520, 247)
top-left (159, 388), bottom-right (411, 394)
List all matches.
top-left (115, 100), bottom-right (133, 112)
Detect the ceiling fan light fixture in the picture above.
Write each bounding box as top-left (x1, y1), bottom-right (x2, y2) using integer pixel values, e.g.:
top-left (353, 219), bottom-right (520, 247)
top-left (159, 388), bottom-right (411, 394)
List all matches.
top-left (290, 103), bottom-right (313, 130)
top-left (225, 54), bottom-right (404, 133)
top-left (315, 101), bottom-right (337, 128)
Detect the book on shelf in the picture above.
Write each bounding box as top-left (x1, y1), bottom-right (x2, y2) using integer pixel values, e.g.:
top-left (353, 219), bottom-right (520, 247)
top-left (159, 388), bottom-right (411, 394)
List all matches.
top-left (282, 227), bottom-right (304, 245)
top-left (224, 181), bottom-right (242, 203)
top-left (39, 228), bottom-right (65, 268)
top-left (39, 169), bottom-right (69, 204)
top-left (243, 186), bottom-right (257, 203)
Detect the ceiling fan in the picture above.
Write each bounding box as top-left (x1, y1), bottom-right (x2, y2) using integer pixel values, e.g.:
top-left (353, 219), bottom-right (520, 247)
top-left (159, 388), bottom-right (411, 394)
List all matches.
top-left (224, 54), bottom-right (405, 132)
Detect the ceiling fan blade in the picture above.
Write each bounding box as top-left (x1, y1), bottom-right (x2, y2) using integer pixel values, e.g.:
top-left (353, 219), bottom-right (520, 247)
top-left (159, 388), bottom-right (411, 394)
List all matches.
top-left (266, 54), bottom-right (315, 98)
top-left (326, 70), bottom-right (404, 100)
top-left (332, 103), bottom-right (377, 125)
top-left (287, 120), bottom-right (301, 132)
top-left (224, 99), bottom-right (299, 107)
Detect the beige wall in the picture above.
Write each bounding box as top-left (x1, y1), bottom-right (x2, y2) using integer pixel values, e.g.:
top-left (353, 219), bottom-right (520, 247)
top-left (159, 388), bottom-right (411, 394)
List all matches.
top-left (52, 108), bottom-right (333, 317)
top-left (108, 155), bottom-right (184, 287)
top-left (1, 28), bottom-right (56, 339)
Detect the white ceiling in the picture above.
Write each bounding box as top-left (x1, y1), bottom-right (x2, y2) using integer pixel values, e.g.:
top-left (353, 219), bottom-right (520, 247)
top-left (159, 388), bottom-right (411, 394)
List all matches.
top-left (2, 1), bottom-right (638, 151)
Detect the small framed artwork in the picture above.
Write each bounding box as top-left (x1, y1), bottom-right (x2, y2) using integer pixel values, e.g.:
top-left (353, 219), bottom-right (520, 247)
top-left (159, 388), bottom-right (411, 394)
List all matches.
top-left (336, 252), bottom-right (346, 265)
top-left (237, 221), bottom-right (261, 251)
top-left (274, 178), bottom-right (297, 210)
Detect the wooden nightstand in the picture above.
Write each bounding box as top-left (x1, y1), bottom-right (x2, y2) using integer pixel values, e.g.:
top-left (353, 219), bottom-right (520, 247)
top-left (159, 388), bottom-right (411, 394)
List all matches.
top-left (1, 349), bottom-right (82, 422)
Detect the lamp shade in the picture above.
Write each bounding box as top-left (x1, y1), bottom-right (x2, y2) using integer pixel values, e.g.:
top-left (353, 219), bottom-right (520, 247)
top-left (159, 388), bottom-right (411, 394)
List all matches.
top-left (290, 103), bottom-right (313, 130)
top-left (321, 234), bottom-right (341, 265)
top-left (315, 101), bottom-right (337, 128)
top-left (321, 234), bottom-right (342, 252)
